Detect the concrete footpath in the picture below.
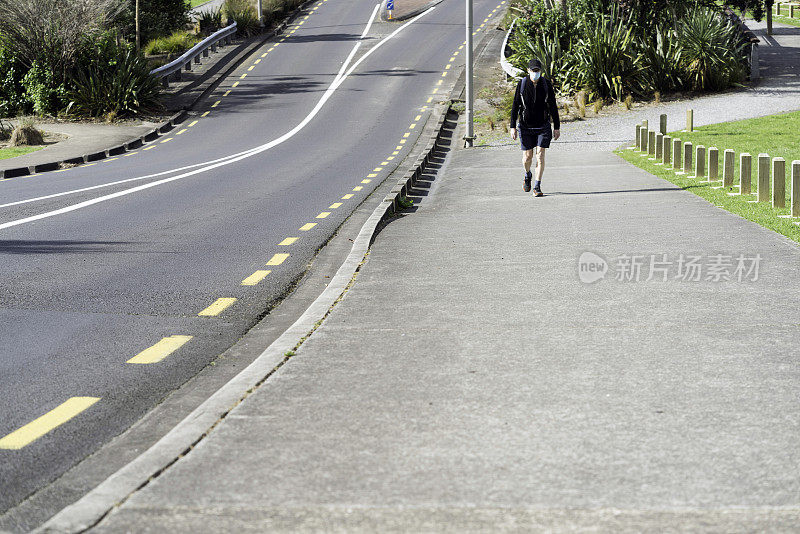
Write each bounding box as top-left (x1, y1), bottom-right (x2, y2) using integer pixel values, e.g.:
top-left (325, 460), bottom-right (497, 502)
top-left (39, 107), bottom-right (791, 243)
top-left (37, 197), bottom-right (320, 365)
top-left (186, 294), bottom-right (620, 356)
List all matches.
top-left (85, 115), bottom-right (800, 534)
top-left (46, 19), bottom-right (800, 534)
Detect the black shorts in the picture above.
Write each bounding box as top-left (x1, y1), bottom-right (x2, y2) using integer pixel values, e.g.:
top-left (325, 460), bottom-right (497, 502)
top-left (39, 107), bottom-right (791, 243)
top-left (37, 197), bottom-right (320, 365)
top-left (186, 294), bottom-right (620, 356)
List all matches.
top-left (518, 125), bottom-right (552, 150)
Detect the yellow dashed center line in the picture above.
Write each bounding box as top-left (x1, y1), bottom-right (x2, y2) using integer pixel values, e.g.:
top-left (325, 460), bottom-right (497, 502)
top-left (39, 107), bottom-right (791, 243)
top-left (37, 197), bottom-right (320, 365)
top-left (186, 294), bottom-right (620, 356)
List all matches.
top-left (232, 81), bottom-right (240, 88)
top-left (341, 194), bottom-right (354, 200)
top-left (240, 73), bottom-right (247, 79)
top-left (353, 186), bottom-right (363, 191)
top-left (278, 237), bottom-right (299, 246)
top-left (367, 173), bottom-right (378, 178)
top-left (161, 138), bottom-right (173, 144)
top-left (380, 161), bottom-right (389, 165)
top-left (0, 397), bottom-right (100, 450)
top-left (143, 146), bottom-right (157, 151)
top-left (248, 65), bottom-right (255, 71)
top-left (436, 80), bottom-right (443, 86)
top-left (396, 145), bottom-right (404, 150)
top-left (442, 71), bottom-right (448, 77)
top-left (403, 132), bottom-right (411, 138)
top-left (361, 179), bottom-right (372, 184)
top-left (105, 157), bottom-right (118, 162)
top-left (127, 335), bottom-right (193, 364)
top-left (392, 151), bottom-right (400, 155)
top-left (223, 90), bottom-right (231, 96)
top-left (300, 223), bottom-right (317, 231)
top-left (212, 100), bottom-right (221, 108)
top-left (400, 139), bottom-right (407, 144)
top-left (188, 120), bottom-right (199, 127)
top-left (432, 88), bottom-right (439, 94)
top-left (386, 156), bottom-right (395, 161)
top-left (329, 202), bottom-right (342, 209)
top-left (316, 212), bottom-right (331, 219)
top-left (409, 124), bottom-right (417, 129)
top-left (198, 298), bottom-right (237, 317)
top-left (241, 270), bottom-right (271, 286)
top-left (267, 253), bottom-right (290, 265)
top-left (176, 129), bottom-right (188, 135)
top-left (201, 111), bottom-right (210, 117)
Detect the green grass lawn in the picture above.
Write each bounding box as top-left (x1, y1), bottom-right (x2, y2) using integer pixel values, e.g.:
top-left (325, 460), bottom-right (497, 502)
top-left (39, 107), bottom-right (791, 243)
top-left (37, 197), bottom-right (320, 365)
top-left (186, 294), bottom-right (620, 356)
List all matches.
top-left (0, 145), bottom-right (43, 160)
top-left (773, 9), bottom-right (800, 27)
top-left (615, 110), bottom-right (800, 245)
top-left (190, 0), bottom-right (211, 7)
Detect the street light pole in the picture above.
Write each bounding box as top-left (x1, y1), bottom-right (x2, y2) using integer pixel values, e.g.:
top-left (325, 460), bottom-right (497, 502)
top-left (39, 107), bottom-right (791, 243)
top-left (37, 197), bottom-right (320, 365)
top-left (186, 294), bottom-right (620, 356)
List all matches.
top-left (257, 0), bottom-right (264, 26)
top-left (465, 0), bottom-right (475, 147)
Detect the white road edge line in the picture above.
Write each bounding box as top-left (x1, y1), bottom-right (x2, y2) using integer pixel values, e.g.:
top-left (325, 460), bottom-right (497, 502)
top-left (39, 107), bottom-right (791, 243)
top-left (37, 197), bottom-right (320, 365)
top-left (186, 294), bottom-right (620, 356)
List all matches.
top-left (2, 3), bottom-right (434, 232)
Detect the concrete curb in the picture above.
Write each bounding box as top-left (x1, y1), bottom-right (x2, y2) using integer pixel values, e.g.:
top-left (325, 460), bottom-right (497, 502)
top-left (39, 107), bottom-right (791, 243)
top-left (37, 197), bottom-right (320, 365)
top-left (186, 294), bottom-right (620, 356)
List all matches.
top-left (0, 1), bottom-right (314, 182)
top-left (380, 0), bottom-right (445, 22)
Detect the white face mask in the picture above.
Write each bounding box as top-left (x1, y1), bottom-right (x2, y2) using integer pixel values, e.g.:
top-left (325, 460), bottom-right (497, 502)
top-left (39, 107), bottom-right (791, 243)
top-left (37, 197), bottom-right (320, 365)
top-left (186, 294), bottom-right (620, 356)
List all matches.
top-left (531, 71), bottom-right (542, 81)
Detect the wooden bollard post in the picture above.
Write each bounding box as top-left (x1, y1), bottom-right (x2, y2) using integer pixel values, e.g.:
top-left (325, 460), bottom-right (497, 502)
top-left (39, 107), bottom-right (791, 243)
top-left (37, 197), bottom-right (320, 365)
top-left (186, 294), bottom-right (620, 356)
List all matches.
top-left (655, 133), bottom-right (664, 162)
top-left (708, 147), bottom-right (719, 182)
top-left (648, 131), bottom-right (656, 157)
top-left (683, 142), bottom-right (693, 174)
top-left (776, 2), bottom-right (781, 15)
top-left (723, 149), bottom-right (735, 188)
top-left (773, 157), bottom-right (786, 208)
top-left (694, 145), bottom-right (706, 179)
top-left (660, 114), bottom-right (667, 134)
top-left (672, 138), bottom-right (682, 170)
top-left (758, 153), bottom-right (770, 202)
top-left (686, 109), bottom-right (694, 132)
top-left (791, 161), bottom-right (800, 217)
top-left (740, 153), bottom-right (752, 195)
top-left (642, 119), bottom-right (648, 132)
top-left (635, 124), bottom-right (641, 149)
top-left (663, 135), bottom-right (672, 166)
top-left (641, 127), bottom-right (649, 155)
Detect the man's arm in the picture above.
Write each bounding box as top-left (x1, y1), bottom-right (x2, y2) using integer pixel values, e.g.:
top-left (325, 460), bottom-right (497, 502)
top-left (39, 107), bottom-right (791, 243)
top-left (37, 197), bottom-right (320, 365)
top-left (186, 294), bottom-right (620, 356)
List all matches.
top-left (548, 81), bottom-right (560, 140)
top-left (510, 80), bottom-right (521, 139)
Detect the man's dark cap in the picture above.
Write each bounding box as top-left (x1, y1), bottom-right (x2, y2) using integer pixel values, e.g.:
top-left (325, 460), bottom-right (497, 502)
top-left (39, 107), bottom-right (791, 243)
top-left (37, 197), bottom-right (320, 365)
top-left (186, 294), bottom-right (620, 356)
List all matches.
top-left (528, 59), bottom-right (543, 70)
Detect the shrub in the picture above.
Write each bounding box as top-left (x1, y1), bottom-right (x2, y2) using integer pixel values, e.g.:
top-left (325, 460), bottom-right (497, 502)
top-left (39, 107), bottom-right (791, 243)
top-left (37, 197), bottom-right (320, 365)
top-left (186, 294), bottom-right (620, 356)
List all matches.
top-left (9, 117), bottom-right (44, 146)
top-left (0, 36), bottom-right (28, 117)
top-left (0, 0), bottom-right (126, 76)
top-left (678, 7), bottom-right (747, 91)
top-left (22, 61), bottom-right (69, 115)
top-left (68, 44), bottom-right (162, 118)
top-left (224, 0), bottom-right (261, 37)
top-left (197, 7), bottom-right (224, 35)
top-left (144, 31), bottom-right (201, 55)
top-left (566, 7), bottom-right (642, 100)
top-left (118, 0), bottom-right (191, 44)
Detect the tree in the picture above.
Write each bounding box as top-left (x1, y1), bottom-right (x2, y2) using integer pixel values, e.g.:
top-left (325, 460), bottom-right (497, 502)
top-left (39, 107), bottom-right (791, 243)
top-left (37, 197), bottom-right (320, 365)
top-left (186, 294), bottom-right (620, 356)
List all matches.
top-left (726, 0), bottom-right (774, 34)
top-left (118, 0), bottom-right (191, 44)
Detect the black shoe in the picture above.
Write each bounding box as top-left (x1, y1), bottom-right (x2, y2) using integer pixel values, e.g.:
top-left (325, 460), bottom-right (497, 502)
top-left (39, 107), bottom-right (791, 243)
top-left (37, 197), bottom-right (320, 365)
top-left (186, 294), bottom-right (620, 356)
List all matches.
top-left (523, 172), bottom-right (532, 192)
top-left (534, 187), bottom-right (543, 197)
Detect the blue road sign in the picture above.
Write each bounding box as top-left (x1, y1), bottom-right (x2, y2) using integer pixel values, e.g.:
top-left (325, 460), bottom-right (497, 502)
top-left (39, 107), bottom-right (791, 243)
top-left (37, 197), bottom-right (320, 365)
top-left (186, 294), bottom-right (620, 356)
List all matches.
top-left (387, 0), bottom-right (394, 10)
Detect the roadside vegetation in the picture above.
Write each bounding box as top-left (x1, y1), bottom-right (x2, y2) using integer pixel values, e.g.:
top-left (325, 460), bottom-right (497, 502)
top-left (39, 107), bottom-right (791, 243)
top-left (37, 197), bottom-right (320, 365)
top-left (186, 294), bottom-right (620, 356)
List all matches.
top-left (615, 110), bottom-right (800, 245)
top-left (0, 0), bottom-right (306, 123)
top-left (506, 0), bottom-right (753, 102)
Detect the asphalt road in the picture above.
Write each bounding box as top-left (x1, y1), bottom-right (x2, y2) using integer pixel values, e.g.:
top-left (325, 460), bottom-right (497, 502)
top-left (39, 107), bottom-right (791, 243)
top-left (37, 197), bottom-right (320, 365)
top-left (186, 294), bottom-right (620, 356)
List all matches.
top-left (0, 0), bottom-right (506, 516)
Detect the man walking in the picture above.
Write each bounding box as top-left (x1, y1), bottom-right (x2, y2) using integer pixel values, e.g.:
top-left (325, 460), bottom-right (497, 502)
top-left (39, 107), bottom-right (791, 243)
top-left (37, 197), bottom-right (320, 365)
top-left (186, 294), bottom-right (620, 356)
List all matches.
top-left (510, 59), bottom-right (560, 196)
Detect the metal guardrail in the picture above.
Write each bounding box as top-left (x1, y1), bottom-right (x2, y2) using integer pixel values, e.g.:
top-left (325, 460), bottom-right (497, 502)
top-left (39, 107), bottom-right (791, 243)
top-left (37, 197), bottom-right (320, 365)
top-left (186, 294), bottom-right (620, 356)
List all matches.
top-left (150, 22), bottom-right (238, 87)
top-left (500, 18), bottom-right (524, 79)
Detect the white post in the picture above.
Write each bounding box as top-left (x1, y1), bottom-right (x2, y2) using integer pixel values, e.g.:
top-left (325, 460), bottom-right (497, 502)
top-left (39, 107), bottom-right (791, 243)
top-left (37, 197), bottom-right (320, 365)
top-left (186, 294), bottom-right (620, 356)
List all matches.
top-left (257, 0), bottom-right (263, 26)
top-left (465, 0), bottom-right (475, 147)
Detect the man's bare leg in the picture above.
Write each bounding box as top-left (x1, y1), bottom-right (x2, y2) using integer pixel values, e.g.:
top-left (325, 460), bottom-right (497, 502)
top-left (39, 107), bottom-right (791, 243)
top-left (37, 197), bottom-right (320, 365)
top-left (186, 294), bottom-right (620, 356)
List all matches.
top-left (535, 147), bottom-right (546, 181)
top-left (522, 149), bottom-right (534, 174)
